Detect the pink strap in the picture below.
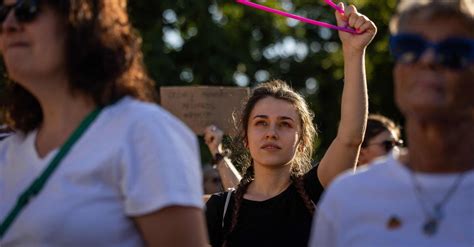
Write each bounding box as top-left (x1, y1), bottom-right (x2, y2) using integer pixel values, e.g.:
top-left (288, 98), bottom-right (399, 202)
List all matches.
top-left (236, 0), bottom-right (357, 34)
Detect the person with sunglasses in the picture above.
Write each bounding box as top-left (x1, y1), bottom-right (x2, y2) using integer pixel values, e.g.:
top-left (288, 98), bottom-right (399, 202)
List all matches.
top-left (0, 0), bottom-right (208, 246)
top-left (310, 0), bottom-right (474, 246)
top-left (358, 114), bottom-right (403, 166)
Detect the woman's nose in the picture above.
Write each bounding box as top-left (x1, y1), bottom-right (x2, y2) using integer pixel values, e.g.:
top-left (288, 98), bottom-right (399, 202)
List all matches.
top-left (1, 8), bottom-right (20, 34)
top-left (417, 47), bottom-right (437, 67)
top-left (265, 125), bottom-right (278, 139)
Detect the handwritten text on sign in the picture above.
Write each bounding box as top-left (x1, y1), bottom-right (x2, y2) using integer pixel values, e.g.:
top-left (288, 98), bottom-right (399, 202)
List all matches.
top-left (160, 86), bottom-right (250, 135)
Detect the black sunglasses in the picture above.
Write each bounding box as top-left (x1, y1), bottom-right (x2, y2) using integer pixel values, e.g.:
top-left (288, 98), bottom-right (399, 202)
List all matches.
top-left (390, 33), bottom-right (474, 70)
top-left (0, 0), bottom-right (40, 24)
top-left (379, 140), bottom-right (403, 152)
top-left (365, 139), bottom-right (403, 153)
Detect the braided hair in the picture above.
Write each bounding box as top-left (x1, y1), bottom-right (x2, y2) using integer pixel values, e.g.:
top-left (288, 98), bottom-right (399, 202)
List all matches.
top-left (222, 166), bottom-right (254, 247)
top-left (223, 80), bottom-right (317, 246)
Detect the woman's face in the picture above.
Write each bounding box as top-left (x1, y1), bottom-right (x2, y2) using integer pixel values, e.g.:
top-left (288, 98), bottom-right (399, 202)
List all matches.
top-left (359, 130), bottom-right (398, 165)
top-left (394, 17), bottom-right (474, 121)
top-left (0, 0), bottom-right (67, 85)
top-left (246, 97), bottom-right (301, 170)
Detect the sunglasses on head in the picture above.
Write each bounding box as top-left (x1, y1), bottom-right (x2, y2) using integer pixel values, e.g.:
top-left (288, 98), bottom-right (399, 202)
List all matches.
top-left (0, 0), bottom-right (39, 24)
top-left (389, 33), bottom-right (474, 70)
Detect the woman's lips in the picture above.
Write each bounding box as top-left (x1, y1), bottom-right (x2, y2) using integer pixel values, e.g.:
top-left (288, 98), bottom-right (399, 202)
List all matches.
top-left (5, 41), bottom-right (29, 50)
top-left (261, 143), bottom-right (281, 150)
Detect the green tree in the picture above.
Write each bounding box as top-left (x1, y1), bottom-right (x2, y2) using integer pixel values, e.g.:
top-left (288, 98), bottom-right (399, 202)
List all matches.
top-left (128, 0), bottom-right (402, 162)
top-left (0, 1), bottom-right (402, 165)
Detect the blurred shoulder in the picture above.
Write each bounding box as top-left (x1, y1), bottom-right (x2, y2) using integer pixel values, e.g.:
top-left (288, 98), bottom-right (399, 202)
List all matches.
top-left (326, 155), bottom-right (396, 195)
top-left (106, 97), bottom-right (176, 121)
top-left (104, 96), bottom-right (194, 136)
top-left (0, 130), bottom-right (26, 148)
top-left (0, 131), bottom-right (28, 165)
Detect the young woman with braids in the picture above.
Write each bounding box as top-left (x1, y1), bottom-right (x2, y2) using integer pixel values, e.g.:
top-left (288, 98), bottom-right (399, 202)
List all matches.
top-left (204, 4), bottom-right (376, 246)
top-left (0, 0), bottom-right (207, 246)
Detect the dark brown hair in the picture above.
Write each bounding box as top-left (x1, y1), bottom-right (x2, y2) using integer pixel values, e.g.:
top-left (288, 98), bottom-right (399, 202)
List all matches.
top-left (224, 80), bottom-right (317, 246)
top-left (362, 114), bottom-right (401, 147)
top-left (1, 0), bottom-right (156, 132)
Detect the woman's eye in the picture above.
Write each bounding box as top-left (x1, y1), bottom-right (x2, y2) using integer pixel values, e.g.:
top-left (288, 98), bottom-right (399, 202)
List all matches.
top-left (280, 122), bottom-right (292, 128)
top-left (255, 121), bottom-right (267, 126)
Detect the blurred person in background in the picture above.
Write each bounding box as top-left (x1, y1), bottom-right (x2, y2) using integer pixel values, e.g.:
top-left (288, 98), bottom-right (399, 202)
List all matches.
top-left (310, 1), bottom-right (474, 246)
top-left (204, 124), bottom-right (241, 193)
top-left (358, 114), bottom-right (403, 166)
top-left (203, 164), bottom-right (224, 194)
top-left (0, 0), bottom-right (207, 246)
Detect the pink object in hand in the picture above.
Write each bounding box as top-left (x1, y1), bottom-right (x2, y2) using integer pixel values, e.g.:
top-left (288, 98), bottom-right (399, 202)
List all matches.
top-left (236, 0), bottom-right (357, 34)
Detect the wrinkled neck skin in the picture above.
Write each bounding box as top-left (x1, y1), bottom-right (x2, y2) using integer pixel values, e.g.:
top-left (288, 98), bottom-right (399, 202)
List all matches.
top-left (403, 114), bottom-right (474, 173)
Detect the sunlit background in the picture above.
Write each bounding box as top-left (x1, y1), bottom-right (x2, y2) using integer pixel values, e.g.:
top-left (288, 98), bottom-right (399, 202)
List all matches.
top-left (0, 0), bottom-right (403, 165)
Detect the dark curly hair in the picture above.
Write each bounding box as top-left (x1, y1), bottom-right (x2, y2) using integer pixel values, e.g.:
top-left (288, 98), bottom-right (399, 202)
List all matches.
top-left (1, 0), bottom-right (156, 132)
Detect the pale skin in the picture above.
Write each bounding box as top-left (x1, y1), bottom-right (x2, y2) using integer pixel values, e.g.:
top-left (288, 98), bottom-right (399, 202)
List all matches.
top-left (245, 97), bottom-right (303, 199)
top-left (204, 3), bottom-right (376, 198)
top-left (317, 3), bottom-right (375, 186)
top-left (394, 17), bottom-right (474, 173)
top-left (0, 1), bottom-right (207, 246)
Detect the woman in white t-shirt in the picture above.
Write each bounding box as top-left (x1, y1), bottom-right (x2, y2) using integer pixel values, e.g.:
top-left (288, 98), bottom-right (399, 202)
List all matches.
top-left (310, 1), bottom-right (474, 246)
top-left (0, 0), bottom-right (207, 246)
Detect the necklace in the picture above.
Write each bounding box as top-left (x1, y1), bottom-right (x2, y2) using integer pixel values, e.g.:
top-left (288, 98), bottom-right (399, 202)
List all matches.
top-left (408, 168), bottom-right (466, 236)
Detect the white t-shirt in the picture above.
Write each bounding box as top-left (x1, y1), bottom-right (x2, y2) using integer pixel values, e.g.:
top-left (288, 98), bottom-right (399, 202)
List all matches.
top-left (309, 153), bottom-right (474, 247)
top-left (0, 97), bottom-right (204, 246)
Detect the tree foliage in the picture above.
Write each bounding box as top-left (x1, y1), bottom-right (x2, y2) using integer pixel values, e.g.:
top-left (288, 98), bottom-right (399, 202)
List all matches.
top-left (128, 0), bottom-right (402, 162)
top-left (0, 1), bottom-right (403, 164)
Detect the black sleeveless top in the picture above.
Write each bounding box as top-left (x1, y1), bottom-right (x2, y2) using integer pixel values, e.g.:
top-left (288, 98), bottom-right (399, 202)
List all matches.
top-left (205, 165), bottom-right (324, 247)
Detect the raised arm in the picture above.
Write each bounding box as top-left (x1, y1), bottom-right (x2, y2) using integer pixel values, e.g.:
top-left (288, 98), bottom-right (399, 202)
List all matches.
top-left (318, 3), bottom-right (377, 187)
top-left (204, 125), bottom-right (242, 190)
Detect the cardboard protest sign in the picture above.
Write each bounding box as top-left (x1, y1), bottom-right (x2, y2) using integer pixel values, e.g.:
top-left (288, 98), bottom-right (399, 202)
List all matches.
top-left (160, 86), bottom-right (250, 135)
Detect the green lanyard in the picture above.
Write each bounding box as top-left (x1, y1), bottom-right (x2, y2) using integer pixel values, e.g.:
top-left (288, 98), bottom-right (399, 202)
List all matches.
top-left (0, 107), bottom-right (102, 239)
